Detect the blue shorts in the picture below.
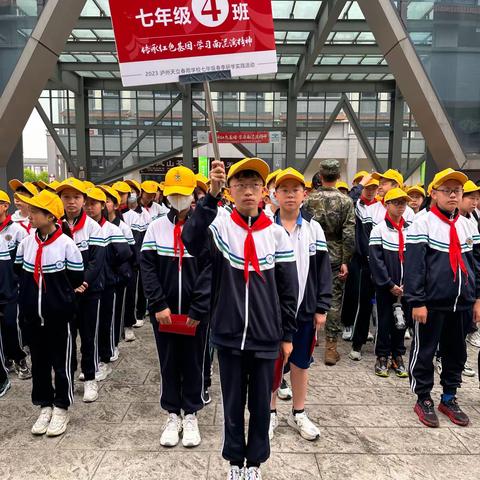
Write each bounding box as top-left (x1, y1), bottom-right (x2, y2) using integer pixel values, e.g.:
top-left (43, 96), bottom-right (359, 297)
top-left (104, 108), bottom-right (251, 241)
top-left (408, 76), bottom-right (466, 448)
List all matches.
top-left (289, 320), bottom-right (316, 370)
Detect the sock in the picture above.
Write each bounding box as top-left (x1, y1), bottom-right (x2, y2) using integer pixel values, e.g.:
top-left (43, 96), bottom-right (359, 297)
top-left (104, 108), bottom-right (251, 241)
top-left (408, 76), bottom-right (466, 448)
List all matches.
top-left (441, 393), bottom-right (455, 403)
top-left (270, 409), bottom-right (277, 414)
top-left (246, 462), bottom-right (260, 469)
top-left (293, 409), bottom-right (305, 416)
top-left (417, 393), bottom-right (432, 403)
top-left (230, 461), bottom-right (244, 469)
top-left (168, 410), bottom-right (181, 416)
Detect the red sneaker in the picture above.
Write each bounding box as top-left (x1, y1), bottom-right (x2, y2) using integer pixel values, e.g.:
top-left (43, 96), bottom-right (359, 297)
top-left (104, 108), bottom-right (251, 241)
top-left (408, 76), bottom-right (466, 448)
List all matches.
top-left (438, 398), bottom-right (469, 426)
top-left (414, 398), bottom-right (439, 428)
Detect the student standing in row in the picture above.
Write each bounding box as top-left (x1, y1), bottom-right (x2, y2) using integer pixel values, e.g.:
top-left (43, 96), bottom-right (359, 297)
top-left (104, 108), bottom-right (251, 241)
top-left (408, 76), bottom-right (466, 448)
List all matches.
top-left (56, 178), bottom-right (106, 403)
top-left (85, 187), bottom-right (132, 381)
top-left (269, 168), bottom-right (332, 442)
top-left (141, 166), bottom-right (210, 448)
top-left (183, 158), bottom-right (298, 480)
top-left (405, 169), bottom-right (480, 428)
top-left (369, 188), bottom-right (411, 378)
top-left (15, 189), bottom-right (84, 437)
top-left (9, 179), bottom-right (38, 234)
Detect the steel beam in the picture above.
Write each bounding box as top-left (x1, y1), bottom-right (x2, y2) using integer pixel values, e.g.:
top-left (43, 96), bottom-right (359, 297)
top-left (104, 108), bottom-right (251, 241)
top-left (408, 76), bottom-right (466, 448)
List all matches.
top-left (182, 85), bottom-right (193, 169)
top-left (286, 81), bottom-right (298, 169)
top-left (358, 0), bottom-right (465, 169)
top-left (388, 87), bottom-right (404, 171)
top-left (291, 0), bottom-right (348, 97)
top-left (0, 0), bottom-right (88, 166)
top-left (75, 77), bottom-right (90, 177)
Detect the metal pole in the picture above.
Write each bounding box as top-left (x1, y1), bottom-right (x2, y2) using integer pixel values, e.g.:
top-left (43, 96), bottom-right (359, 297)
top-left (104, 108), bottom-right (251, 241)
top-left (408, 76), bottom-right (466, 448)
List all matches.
top-left (203, 81), bottom-right (221, 162)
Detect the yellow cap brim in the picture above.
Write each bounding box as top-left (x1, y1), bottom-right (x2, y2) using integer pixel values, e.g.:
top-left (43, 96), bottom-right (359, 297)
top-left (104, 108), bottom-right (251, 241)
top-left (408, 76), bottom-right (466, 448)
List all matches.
top-left (275, 174), bottom-right (305, 187)
top-left (386, 194), bottom-right (412, 203)
top-left (17, 194), bottom-right (63, 219)
top-left (163, 185), bottom-right (195, 197)
top-left (228, 158), bottom-right (270, 184)
top-left (433, 171), bottom-right (468, 189)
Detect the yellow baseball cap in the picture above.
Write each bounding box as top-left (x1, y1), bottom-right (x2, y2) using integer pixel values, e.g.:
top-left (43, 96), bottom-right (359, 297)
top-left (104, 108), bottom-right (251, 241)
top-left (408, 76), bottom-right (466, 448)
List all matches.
top-left (463, 180), bottom-right (480, 194)
top-left (364, 178), bottom-right (379, 188)
top-left (159, 181), bottom-right (165, 191)
top-left (407, 185), bottom-right (426, 197)
top-left (125, 179), bottom-right (142, 193)
top-left (336, 181), bottom-right (349, 191)
top-left (163, 166), bottom-right (197, 197)
top-left (431, 168), bottom-right (468, 190)
top-left (305, 181), bottom-right (312, 189)
top-left (275, 168), bottom-right (305, 187)
top-left (227, 158), bottom-right (270, 185)
top-left (384, 187), bottom-right (412, 203)
top-left (39, 180), bottom-right (61, 192)
top-left (372, 169), bottom-right (404, 188)
top-left (265, 169), bottom-right (282, 187)
top-left (8, 179), bottom-right (38, 197)
top-left (83, 181), bottom-right (95, 190)
top-left (353, 170), bottom-right (369, 183)
top-left (223, 188), bottom-right (234, 204)
top-left (99, 185), bottom-right (121, 204)
top-left (18, 189), bottom-right (64, 220)
top-left (112, 181), bottom-right (131, 194)
top-left (86, 187), bottom-right (107, 203)
top-left (196, 173), bottom-right (209, 193)
top-left (141, 180), bottom-right (158, 195)
top-left (56, 177), bottom-right (87, 195)
top-left (0, 190), bottom-right (10, 204)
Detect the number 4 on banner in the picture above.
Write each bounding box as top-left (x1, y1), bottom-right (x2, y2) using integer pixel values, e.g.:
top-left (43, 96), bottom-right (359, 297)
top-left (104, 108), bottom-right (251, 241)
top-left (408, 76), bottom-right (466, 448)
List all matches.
top-left (202, 0), bottom-right (221, 21)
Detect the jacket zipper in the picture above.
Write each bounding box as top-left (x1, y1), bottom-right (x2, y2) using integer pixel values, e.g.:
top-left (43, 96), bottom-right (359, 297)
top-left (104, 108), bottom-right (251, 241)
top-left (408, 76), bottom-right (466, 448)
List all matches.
top-left (38, 275), bottom-right (44, 326)
top-left (241, 216), bottom-right (251, 350)
top-left (453, 267), bottom-right (461, 313)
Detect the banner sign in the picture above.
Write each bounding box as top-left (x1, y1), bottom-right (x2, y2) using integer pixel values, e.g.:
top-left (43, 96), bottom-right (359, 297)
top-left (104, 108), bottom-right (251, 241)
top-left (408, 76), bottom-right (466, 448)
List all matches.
top-left (109, 0), bottom-right (277, 87)
top-left (197, 130), bottom-right (281, 144)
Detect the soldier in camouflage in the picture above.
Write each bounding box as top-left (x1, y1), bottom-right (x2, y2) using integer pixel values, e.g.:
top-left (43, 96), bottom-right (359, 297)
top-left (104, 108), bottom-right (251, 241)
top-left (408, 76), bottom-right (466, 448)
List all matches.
top-left (305, 159), bottom-right (356, 366)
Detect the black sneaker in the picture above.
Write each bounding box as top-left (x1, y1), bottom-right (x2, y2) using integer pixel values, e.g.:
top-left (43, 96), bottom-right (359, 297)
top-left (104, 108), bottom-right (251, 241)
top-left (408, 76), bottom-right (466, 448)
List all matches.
top-left (203, 389), bottom-right (211, 405)
top-left (414, 398), bottom-right (439, 428)
top-left (375, 357), bottom-right (389, 377)
top-left (391, 356), bottom-right (408, 378)
top-left (0, 378), bottom-right (11, 398)
top-left (14, 358), bottom-right (32, 380)
top-left (438, 397), bottom-right (469, 426)
top-left (5, 359), bottom-right (15, 373)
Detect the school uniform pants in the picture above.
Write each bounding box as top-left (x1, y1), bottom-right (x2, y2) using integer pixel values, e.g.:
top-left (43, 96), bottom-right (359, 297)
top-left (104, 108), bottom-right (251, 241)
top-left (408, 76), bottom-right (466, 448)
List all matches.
top-left (135, 270), bottom-right (147, 320)
top-left (99, 286), bottom-right (117, 364)
top-left (28, 319), bottom-right (75, 410)
top-left (374, 288), bottom-right (406, 358)
top-left (114, 284), bottom-right (127, 346)
top-left (0, 308), bottom-right (8, 384)
top-left (74, 295), bottom-right (101, 381)
top-left (151, 318), bottom-right (206, 414)
top-left (203, 326), bottom-right (212, 390)
top-left (217, 348), bottom-right (275, 466)
top-left (1, 299), bottom-right (26, 362)
top-left (409, 309), bottom-right (469, 399)
top-left (123, 270), bottom-right (138, 329)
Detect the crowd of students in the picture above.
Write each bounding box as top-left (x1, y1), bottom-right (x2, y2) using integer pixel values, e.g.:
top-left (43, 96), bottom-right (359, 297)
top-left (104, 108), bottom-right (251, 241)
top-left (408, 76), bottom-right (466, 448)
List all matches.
top-left (0, 159), bottom-right (478, 480)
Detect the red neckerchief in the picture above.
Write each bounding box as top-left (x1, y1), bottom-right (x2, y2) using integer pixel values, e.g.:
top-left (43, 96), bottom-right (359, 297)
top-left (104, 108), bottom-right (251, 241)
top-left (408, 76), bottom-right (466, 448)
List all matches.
top-left (19, 220), bottom-right (31, 234)
top-left (98, 217), bottom-right (107, 227)
top-left (430, 205), bottom-right (468, 282)
top-left (0, 215), bottom-right (12, 233)
top-left (385, 213), bottom-right (405, 263)
top-left (119, 204), bottom-right (128, 213)
top-left (173, 219), bottom-right (186, 270)
top-left (360, 196), bottom-right (377, 206)
top-left (67, 210), bottom-right (87, 234)
top-left (230, 209), bottom-right (272, 284)
top-left (34, 227), bottom-right (63, 288)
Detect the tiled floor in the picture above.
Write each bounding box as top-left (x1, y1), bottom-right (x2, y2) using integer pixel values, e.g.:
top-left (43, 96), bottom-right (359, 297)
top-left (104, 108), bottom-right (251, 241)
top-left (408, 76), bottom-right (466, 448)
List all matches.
top-left (1, 325), bottom-right (479, 480)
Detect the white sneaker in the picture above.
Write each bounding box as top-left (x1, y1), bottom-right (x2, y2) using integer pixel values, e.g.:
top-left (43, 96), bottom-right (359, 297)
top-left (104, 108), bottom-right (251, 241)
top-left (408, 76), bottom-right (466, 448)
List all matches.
top-left (244, 467), bottom-right (262, 480)
top-left (367, 331), bottom-right (374, 342)
top-left (466, 330), bottom-right (480, 348)
top-left (463, 362), bottom-right (476, 377)
top-left (182, 414), bottom-right (201, 447)
top-left (268, 411), bottom-right (277, 441)
top-left (124, 327), bottom-right (136, 342)
top-left (348, 349), bottom-right (362, 361)
top-left (134, 319), bottom-right (145, 328)
top-left (277, 378), bottom-right (292, 400)
top-left (31, 407), bottom-right (53, 435)
top-left (227, 466), bottom-right (245, 480)
top-left (342, 326), bottom-right (353, 341)
top-left (160, 413), bottom-right (182, 447)
top-left (83, 380), bottom-right (99, 403)
top-left (405, 329), bottom-right (412, 340)
top-left (95, 362), bottom-right (112, 381)
top-left (287, 411), bottom-right (320, 441)
top-left (79, 372), bottom-right (85, 381)
top-left (46, 407), bottom-right (69, 437)
top-left (110, 347), bottom-right (120, 362)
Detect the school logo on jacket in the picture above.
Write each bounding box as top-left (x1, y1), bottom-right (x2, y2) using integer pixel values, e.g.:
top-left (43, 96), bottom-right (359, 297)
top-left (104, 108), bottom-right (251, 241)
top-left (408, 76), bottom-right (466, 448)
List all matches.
top-left (4, 234), bottom-right (12, 242)
top-left (309, 243), bottom-right (316, 253)
top-left (466, 237), bottom-right (474, 247)
top-left (56, 261), bottom-right (64, 270)
top-left (265, 254), bottom-right (274, 265)
top-left (80, 240), bottom-right (88, 249)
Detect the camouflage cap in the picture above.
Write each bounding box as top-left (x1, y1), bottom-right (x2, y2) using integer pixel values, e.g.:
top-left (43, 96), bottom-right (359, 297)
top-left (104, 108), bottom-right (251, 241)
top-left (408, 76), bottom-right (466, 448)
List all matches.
top-left (319, 158), bottom-right (340, 177)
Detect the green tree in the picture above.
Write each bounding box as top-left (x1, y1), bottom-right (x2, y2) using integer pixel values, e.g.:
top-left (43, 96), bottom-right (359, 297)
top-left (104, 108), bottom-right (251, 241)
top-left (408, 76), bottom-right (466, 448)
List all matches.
top-left (23, 169), bottom-right (49, 183)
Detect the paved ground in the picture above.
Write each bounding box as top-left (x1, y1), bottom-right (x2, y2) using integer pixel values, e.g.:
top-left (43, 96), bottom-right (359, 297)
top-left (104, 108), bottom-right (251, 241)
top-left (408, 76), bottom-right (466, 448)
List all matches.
top-left (1, 324), bottom-right (479, 480)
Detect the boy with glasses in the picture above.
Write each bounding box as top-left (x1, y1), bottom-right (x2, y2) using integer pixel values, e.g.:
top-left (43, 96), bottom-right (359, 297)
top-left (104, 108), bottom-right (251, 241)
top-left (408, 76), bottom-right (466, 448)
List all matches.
top-left (405, 169), bottom-right (480, 427)
top-left (369, 188), bottom-right (411, 378)
top-left (269, 168), bottom-right (331, 441)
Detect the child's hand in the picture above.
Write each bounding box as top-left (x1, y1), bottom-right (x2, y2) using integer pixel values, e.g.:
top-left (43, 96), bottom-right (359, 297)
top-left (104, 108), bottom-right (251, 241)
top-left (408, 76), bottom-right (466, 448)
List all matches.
top-left (209, 160), bottom-right (226, 197)
top-left (75, 282), bottom-right (88, 294)
top-left (186, 317), bottom-right (200, 328)
top-left (313, 313), bottom-right (326, 330)
top-left (390, 285), bottom-right (403, 297)
top-left (155, 308), bottom-right (172, 325)
top-left (412, 306), bottom-right (428, 324)
top-left (281, 341), bottom-right (293, 365)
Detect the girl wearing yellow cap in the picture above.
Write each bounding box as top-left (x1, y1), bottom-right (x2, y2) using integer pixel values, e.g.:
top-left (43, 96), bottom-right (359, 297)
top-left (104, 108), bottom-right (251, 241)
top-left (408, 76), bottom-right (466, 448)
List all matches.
top-left (9, 179), bottom-right (38, 234)
top-left (0, 189), bottom-right (31, 381)
top-left (85, 188), bottom-right (133, 381)
top-left (14, 190), bottom-right (84, 437)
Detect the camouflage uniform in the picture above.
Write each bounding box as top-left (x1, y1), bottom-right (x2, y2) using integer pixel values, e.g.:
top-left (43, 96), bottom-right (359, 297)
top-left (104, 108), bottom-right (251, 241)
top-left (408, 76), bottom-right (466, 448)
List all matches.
top-left (304, 160), bottom-right (356, 339)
